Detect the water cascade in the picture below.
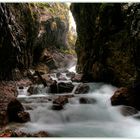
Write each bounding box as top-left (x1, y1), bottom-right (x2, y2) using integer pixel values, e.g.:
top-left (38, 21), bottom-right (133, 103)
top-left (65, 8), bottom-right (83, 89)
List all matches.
top-left (15, 66), bottom-right (140, 138)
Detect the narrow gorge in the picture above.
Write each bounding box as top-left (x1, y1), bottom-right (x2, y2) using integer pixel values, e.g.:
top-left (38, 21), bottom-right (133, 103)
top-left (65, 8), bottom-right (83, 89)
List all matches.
top-left (0, 3), bottom-right (140, 138)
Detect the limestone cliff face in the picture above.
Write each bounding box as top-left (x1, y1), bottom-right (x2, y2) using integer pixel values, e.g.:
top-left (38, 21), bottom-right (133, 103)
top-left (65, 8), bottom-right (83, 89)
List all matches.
top-left (0, 3), bottom-right (39, 80)
top-left (32, 3), bottom-right (77, 73)
top-left (71, 3), bottom-right (139, 86)
top-left (0, 3), bottom-right (71, 80)
top-left (33, 3), bottom-right (70, 66)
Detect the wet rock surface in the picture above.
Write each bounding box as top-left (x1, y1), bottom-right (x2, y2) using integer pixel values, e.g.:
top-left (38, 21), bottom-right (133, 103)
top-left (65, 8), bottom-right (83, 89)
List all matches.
top-left (57, 82), bottom-right (74, 93)
top-left (49, 80), bottom-right (58, 93)
top-left (0, 129), bottom-right (49, 137)
top-left (71, 74), bottom-right (82, 82)
top-left (79, 97), bottom-right (96, 104)
top-left (119, 106), bottom-right (138, 116)
top-left (52, 95), bottom-right (74, 110)
top-left (111, 87), bottom-right (129, 106)
top-left (16, 79), bottom-right (32, 88)
top-left (27, 86), bottom-right (34, 95)
top-left (0, 82), bottom-right (30, 127)
top-left (71, 4), bottom-right (140, 86)
top-left (7, 100), bottom-right (30, 123)
top-left (0, 82), bottom-right (18, 97)
top-left (17, 111), bottom-right (30, 123)
top-left (111, 84), bottom-right (140, 110)
top-left (51, 104), bottom-right (64, 111)
top-left (74, 83), bottom-right (90, 94)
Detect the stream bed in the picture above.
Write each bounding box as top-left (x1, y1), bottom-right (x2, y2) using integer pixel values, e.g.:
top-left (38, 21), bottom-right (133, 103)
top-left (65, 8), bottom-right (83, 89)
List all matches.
top-left (15, 78), bottom-right (140, 138)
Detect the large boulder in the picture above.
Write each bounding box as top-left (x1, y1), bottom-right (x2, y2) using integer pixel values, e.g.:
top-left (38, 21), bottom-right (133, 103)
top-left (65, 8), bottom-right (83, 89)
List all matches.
top-left (111, 87), bottom-right (129, 106)
top-left (17, 111), bottom-right (30, 123)
top-left (111, 84), bottom-right (140, 110)
top-left (0, 82), bottom-right (30, 126)
top-left (7, 100), bottom-right (30, 123)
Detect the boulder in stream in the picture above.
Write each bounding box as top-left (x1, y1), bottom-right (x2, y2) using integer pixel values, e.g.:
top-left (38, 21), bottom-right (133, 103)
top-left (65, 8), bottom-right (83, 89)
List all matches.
top-left (111, 85), bottom-right (140, 110)
top-left (57, 82), bottom-right (74, 93)
top-left (119, 106), bottom-right (138, 116)
top-left (71, 74), bottom-right (83, 82)
top-left (0, 82), bottom-right (30, 127)
top-left (74, 83), bottom-right (90, 94)
top-left (51, 104), bottom-right (64, 111)
top-left (52, 95), bottom-right (74, 110)
top-left (49, 80), bottom-right (58, 93)
top-left (79, 97), bottom-right (96, 104)
top-left (17, 111), bottom-right (31, 123)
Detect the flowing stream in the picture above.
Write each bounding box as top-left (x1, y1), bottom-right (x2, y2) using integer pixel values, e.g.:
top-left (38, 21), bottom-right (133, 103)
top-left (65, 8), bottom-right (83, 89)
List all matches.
top-left (15, 69), bottom-right (140, 138)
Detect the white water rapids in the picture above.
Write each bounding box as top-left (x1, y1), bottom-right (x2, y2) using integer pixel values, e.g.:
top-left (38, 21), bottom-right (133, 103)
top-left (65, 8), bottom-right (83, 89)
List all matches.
top-left (15, 73), bottom-right (140, 138)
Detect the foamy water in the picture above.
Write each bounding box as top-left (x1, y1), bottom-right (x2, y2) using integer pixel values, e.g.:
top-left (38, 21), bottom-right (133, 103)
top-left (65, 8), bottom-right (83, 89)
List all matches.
top-left (16, 82), bottom-right (140, 138)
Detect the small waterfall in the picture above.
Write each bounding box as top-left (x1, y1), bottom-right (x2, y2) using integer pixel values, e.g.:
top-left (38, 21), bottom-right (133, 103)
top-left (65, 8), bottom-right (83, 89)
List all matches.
top-left (14, 65), bottom-right (140, 138)
top-left (68, 65), bottom-right (76, 73)
top-left (16, 80), bottom-right (140, 138)
top-left (17, 86), bottom-right (29, 97)
top-left (50, 73), bottom-right (57, 81)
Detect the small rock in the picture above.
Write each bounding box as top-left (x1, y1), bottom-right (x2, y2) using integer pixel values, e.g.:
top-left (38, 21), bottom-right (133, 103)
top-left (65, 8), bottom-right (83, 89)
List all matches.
top-left (66, 72), bottom-right (75, 79)
top-left (32, 131), bottom-right (49, 137)
top-left (79, 97), bottom-right (96, 104)
top-left (71, 74), bottom-right (82, 82)
top-left (133, 114), bottom-right (140, 119)
top-left (53, 96), bottom-right (69, 105)
top-left (75, 83), bottom-right (90, 94)
top-left (48, 98), bottom-right (52, 101)
top-left (58, 76), bottom-right (67, 81)
top-left (17, 111), bottom-right (31, 123)
top-left (51, 104), bottom-right (63, 111)
top-left (119, 106), bottom-right (138, 116)
top-left (51, 95), bottom-right (74, 111)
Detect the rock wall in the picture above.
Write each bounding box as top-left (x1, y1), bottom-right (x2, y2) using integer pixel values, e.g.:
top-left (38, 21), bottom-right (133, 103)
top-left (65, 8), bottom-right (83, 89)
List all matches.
top-left (0, 3), bottom-right (39, 80)
top-left (0, 3), bottom-right (73, 80)
top-left (33, 3), bottom-right (71, 66)
top-left (71, 3), bottom-right (139, 86)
